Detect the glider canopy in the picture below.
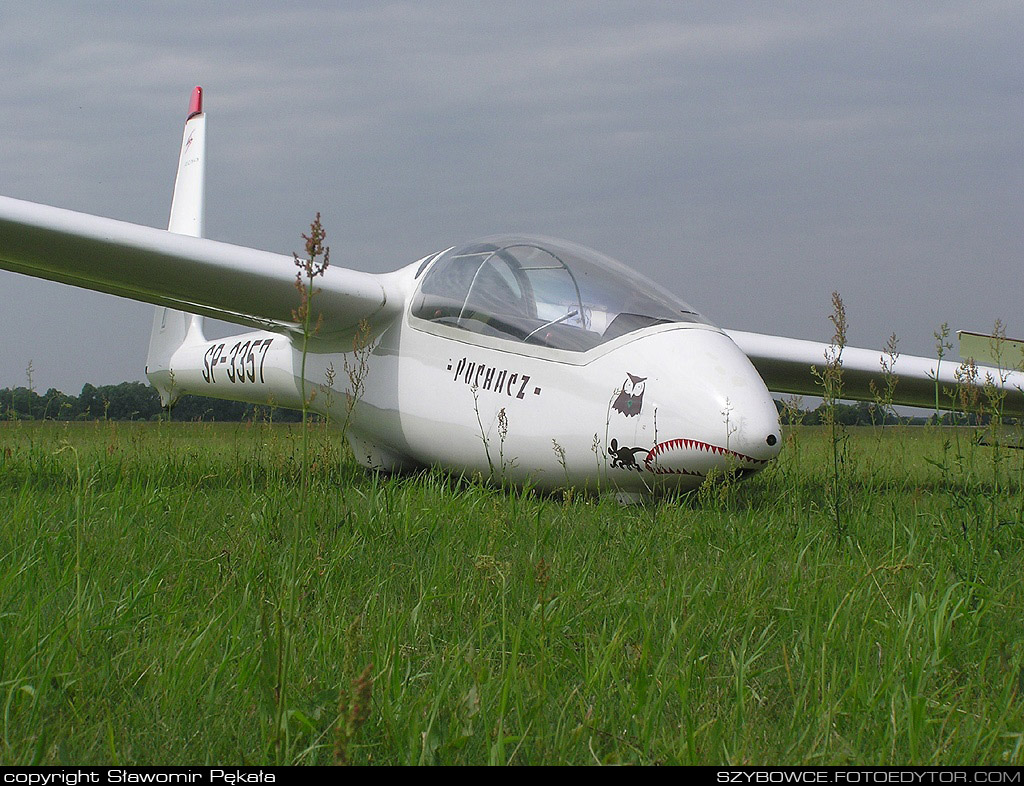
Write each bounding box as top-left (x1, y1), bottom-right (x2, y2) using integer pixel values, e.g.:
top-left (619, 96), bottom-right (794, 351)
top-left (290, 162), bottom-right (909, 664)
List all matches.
top-left (411, 235), bottom-right (706, 352)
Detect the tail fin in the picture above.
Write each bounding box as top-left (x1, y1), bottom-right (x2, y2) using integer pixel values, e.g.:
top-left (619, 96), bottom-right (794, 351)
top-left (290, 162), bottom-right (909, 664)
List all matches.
top-left (958, 329), bottom-right (1024, 369)
top-left (146, 86), bottom-right (207, 405)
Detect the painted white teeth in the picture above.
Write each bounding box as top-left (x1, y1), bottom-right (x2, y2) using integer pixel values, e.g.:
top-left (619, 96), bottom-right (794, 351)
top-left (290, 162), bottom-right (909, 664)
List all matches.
top-left (643, 437), bottom-right (768, 476)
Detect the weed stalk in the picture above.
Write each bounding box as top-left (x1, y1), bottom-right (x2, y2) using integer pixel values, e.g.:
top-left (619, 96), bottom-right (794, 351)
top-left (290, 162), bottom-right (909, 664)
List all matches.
top-left (812, 291), bottom-right (849, 539)
top-left (269, 213), bottom-right (331, 761)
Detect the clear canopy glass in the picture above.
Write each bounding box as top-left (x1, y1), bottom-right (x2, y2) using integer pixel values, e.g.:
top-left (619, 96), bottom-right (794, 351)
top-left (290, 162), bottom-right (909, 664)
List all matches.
top-left (411, 236), bottom-right (706, 352)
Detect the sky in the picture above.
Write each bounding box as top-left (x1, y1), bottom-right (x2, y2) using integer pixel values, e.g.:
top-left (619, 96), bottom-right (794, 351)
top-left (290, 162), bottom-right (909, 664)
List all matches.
top-left (0, 1), bottom-right (1021, 393)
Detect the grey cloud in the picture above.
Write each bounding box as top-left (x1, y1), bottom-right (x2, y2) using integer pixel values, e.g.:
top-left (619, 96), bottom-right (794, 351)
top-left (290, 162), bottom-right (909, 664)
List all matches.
top-left (0, 1), bottom-right (1021, 392)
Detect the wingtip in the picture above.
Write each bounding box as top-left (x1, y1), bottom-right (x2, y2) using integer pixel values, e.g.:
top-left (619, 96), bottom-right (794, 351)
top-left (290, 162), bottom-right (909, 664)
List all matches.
top-left (187, 86), bottom-right (203, 120)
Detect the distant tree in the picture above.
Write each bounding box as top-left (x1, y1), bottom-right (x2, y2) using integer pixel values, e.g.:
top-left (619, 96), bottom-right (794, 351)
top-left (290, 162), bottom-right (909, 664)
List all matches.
top-left (0, 387), bottom-right (44, 420)
top-left (77, 383), bottom-right (103, 419)
top-left (41, 388), bottom-right (75, 419)
top-left (97, 382), bottom-right (161, 420)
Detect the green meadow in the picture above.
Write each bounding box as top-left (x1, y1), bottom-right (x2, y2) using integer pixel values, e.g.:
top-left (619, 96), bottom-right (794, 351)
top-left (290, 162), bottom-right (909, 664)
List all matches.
top-left (0, 420), bottom-right (1022, 765)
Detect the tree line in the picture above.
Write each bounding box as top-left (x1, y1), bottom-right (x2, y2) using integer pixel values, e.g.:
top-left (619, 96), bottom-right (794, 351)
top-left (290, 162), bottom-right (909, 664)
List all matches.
top-left (777, 399), bottom-right (999, 427)
top-left (0, 380), bottom-right (998, 426)
top-left (0, 382), bottom-right (303, 422)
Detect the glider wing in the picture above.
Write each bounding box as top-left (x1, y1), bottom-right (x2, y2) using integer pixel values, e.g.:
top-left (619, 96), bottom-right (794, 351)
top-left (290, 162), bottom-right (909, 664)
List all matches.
top-left (0, 194), bottom-right (399, 341)
top-left (725, 329), bottom-right (1024, 417)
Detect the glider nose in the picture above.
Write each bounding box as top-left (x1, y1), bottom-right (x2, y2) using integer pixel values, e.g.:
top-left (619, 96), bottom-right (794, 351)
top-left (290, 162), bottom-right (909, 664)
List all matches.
top-left (713, 361), bottom-right (784, 468)
top-left (627, 327), bottom-right (782, 480)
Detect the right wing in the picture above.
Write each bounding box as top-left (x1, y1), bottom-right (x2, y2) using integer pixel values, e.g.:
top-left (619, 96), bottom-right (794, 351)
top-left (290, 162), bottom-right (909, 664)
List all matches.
top-left (0, 194), bottom-right (401, 342)
top-left (725, 329), bottom-right (1024, 418)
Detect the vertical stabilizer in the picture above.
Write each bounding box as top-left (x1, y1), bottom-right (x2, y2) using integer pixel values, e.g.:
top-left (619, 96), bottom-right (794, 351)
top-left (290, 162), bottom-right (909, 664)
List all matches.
top-left (147, 86), bottom-right (207, 404)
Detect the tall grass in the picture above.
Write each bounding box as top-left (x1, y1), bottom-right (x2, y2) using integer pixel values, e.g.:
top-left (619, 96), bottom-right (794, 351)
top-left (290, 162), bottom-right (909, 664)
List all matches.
top-left (0, 420), bottom-right (1021, 764)
top-left (813, 291), bottom-right (849, 540)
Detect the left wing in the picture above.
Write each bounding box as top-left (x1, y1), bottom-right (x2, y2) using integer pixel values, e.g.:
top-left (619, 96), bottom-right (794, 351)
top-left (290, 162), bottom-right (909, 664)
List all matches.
top-left (726, 329), bottom-right (1024, 417)
top-left (0, 195), bottom-right (401, 341)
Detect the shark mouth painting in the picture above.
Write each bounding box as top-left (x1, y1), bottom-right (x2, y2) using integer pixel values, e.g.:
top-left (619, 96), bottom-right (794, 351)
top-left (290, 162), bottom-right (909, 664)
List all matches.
top-left (644, 438), bottom-right (770, 477)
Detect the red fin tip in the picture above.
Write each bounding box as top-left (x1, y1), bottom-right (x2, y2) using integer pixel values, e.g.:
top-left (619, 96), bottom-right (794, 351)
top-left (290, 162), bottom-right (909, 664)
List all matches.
top-left (187, 86), bottom-right (203, 120)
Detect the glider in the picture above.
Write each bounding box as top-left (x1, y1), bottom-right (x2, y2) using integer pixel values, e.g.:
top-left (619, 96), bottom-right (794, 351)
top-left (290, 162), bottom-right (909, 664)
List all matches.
top-left (2, 87), bottom-right (1022, 496)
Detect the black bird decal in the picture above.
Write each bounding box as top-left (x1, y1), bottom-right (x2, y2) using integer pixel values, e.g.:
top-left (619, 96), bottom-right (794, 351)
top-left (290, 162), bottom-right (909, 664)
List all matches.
top-left (612, 373), bottom-right (647, 417)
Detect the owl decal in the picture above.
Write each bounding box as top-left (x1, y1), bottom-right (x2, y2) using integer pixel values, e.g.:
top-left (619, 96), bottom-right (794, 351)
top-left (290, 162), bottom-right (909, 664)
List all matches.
top-left (612, 373), bottom-right (647, 417)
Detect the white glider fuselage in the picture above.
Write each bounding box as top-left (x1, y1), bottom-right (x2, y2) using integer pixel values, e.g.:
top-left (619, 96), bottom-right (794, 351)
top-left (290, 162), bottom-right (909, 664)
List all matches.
top-left (157, 251), bottom-right (783, 493)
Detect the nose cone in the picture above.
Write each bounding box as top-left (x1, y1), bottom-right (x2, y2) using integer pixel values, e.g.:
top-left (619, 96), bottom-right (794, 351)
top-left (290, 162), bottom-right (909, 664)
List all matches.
top-left (604, 327), bottom-right (781, 486)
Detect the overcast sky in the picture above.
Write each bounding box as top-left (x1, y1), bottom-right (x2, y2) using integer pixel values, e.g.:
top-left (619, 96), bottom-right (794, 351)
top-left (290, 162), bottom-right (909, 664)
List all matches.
top-left (1, 1), bottom-right (1020, 393)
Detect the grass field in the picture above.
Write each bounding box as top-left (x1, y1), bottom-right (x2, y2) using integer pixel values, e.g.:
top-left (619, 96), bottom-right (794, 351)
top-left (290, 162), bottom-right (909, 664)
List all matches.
top-left (0, 420), bottom-right (1022, 765)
